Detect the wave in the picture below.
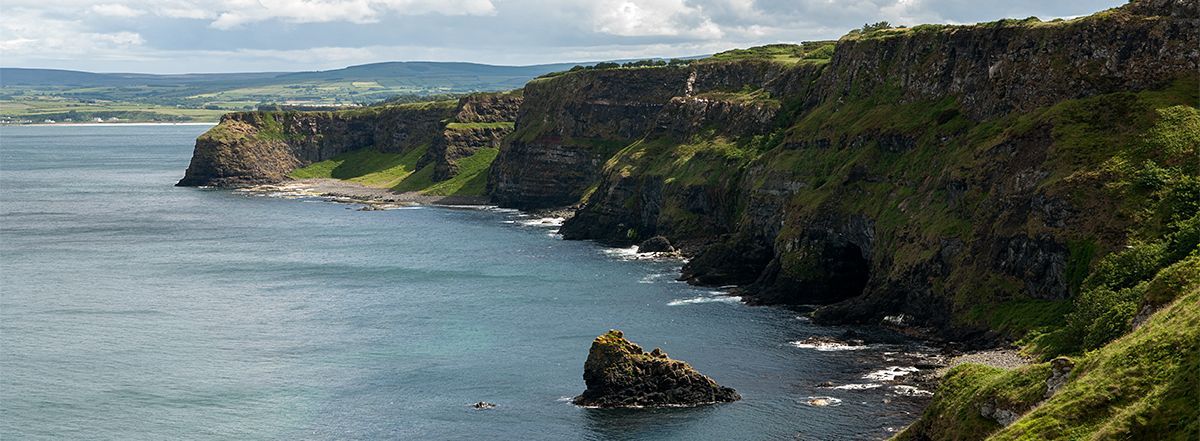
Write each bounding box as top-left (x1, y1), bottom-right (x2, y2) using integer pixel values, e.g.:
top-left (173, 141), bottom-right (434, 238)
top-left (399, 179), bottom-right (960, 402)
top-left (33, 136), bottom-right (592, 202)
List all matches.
top-left (790, 341), bottom-right (869, 351)
top-left (830, 383), bottom-right (883, 390)
top-left (863, 366), bottom-right (920, 381)
top-left (516, 217), bottom-right (564, 227)
top-left (891, 385), bottom-right (933, 397)
top-left (667, 295), bottom-right (743, 306)
top-left (601, 246), bottom-right (641, 260)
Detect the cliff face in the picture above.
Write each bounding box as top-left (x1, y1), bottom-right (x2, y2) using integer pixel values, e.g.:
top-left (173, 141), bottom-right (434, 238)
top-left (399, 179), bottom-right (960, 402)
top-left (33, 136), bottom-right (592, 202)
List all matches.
top-left (487, 68), bottom-right (690, 209)
top-left (495, 1), bottom-right (1198, 342)
top-left (177, 93), bottom-right (521, 187)
top-left (176, 105), bottom-right (450, 187)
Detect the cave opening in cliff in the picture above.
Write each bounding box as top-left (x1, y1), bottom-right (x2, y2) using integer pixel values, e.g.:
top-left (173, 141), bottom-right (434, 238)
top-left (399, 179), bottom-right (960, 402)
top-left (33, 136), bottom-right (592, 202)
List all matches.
top-left (819, 242), bottom-right (870, 304)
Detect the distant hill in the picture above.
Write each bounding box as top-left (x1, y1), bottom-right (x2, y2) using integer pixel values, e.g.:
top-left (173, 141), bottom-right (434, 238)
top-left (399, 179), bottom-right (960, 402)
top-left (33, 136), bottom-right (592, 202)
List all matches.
top-left (0, 61), bottom-right (583, 123)
top-left (0, 61), bottom-right (579, 92)
top-left (0, 67), bottom-right (283, 87)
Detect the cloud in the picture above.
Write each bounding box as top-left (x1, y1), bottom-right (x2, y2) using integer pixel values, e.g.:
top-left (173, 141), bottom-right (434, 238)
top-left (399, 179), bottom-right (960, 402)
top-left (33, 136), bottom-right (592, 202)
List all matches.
top-left (592, 0), bottom-right (723, 39)
top-left (90, 3), bottom-right (146, 17)
top-left (0, 8), bottom-right (146, 61)
top-left (209, 0), bottom-right (497, 29)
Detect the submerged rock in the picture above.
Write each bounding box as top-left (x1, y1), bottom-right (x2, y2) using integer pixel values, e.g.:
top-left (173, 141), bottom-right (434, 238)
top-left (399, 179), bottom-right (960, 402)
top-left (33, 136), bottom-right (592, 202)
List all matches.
top-left (573, 330), bottom-right (740, 408)
top-left (636, 236), bottom-right (675, 254)
top-left (471, 401), bottom-right (496, 410)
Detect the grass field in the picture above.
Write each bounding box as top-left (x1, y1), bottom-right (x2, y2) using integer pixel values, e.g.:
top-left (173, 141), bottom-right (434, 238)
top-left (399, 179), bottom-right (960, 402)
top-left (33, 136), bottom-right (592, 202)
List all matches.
top-left (0, 96), bottom-right (229, 122)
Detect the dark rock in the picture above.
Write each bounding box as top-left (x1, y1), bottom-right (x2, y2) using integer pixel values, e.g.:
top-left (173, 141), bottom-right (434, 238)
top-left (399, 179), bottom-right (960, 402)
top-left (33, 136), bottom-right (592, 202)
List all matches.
top-left (471, 401), bottom-right (496, 410)
top-left (573, 330), bottom-right (740, 408)
top-left (637, 236), bottom-right (675, 253)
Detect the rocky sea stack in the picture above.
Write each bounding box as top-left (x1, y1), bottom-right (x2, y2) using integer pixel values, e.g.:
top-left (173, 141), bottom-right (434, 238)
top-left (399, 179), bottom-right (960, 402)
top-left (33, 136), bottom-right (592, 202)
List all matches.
top-left (574, 330), bottom-right (740, 408)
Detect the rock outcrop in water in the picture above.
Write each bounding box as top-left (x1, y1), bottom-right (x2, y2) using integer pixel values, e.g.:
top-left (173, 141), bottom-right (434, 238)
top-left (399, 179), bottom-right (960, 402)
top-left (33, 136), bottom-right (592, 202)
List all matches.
top-left (573, 330), bottom-right (740, 408)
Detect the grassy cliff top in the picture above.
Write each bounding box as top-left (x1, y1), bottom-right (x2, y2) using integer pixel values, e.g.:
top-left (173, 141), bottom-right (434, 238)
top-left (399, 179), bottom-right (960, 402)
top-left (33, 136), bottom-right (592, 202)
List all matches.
top-left (703, 42), bottom-right (836, 64)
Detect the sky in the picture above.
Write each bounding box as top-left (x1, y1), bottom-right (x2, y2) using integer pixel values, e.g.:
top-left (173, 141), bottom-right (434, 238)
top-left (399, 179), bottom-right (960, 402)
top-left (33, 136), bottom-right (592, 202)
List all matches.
top-left (1, 0), bottom-right (1125, 74)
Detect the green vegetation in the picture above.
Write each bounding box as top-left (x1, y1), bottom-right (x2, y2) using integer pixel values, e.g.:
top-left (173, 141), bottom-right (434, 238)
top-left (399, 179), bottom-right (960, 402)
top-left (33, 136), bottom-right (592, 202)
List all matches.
top-left (289, 147), bottom-right (427, 188)
top-left (0, 96), bottom-right (228, 123)
top-left (393, 148), bottom-right (498, 196)
top-left (705, 42), bottom-right (837, 64)
top-left (904, 282), bottom-right (1199, 440)
top-left (288, 145), bottom-right (499, 198)
top-left (865, 77), bottom-right (1198, 439)
top-left (896, 363), bottom-right (1052, 440)
top-left (444, 121), bottom-right (514, 130)
top-left (537, 59), bottom-right (695, 79)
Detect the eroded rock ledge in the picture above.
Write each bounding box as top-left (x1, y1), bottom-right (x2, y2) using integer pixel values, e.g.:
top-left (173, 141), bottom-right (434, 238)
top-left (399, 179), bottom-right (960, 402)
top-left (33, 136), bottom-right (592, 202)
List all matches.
top-left (573, 330), bottom-right (740, 408)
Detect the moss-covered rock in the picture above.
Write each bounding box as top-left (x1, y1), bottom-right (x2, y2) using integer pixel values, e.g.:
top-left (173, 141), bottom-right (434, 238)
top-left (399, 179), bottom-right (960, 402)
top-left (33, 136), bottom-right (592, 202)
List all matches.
top-left (573, 330), bottom-right (739, 408)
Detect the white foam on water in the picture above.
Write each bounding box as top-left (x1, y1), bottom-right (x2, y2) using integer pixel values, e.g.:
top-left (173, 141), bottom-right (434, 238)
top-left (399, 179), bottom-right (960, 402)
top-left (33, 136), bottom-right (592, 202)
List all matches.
top-left (602, 246), bottom-right (641, 260)
top-left (667, 295), bottom-right (742, 306)
top-left (789, 341), bottom-right (869, 351)
top-left (891, 385), bottom-right (934, 397)
top-left (831, 383), bottom-right (883, 390)
top-left (801, 396), bottom-right (843, 407)
top-left (518, 217), bottom-right (564, 227)
top-left (863, 366), bottom-right (920, 381)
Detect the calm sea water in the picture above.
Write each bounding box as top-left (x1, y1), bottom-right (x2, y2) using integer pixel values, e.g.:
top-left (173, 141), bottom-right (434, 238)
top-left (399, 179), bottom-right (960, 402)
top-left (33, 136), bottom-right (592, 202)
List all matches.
top-left (0, 125), bottom-right (929, 440)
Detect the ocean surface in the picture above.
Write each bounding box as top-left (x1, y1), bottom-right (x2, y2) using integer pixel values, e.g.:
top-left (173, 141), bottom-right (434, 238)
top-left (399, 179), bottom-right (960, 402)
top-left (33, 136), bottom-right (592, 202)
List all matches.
top-left (0, 125), bottom-right (931, 440)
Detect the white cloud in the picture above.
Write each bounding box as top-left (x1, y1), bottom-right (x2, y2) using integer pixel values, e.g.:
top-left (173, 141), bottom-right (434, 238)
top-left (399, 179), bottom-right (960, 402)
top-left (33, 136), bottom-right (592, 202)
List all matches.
top-left (208, 0), bottom-right (497, 29)
top-left (0, 8), bottom-right (146, 61)
top-left (592, 0), bottom-right (724, 38)
top-left (90, 3), bottom-right (146, 17)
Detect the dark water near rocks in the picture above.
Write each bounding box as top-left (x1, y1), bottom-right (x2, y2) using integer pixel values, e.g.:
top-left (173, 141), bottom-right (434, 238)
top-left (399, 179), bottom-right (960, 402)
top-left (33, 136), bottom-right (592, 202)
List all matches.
top-left (0, 125), bottom-right (930, 440)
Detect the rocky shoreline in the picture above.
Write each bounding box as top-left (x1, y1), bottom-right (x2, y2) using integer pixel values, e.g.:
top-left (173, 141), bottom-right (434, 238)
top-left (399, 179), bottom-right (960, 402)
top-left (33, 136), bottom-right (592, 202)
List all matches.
top-left (239, 178), bottom-right (490, 208)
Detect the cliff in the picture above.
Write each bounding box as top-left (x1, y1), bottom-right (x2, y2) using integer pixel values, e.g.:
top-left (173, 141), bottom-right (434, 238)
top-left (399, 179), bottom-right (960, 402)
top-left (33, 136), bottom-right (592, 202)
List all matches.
top-left (480, 2), bottom-right (1195, 437)
top-left (177, 92), bottom-right (522, 191)
top-left (497, 1), bottom-right (1198, 344)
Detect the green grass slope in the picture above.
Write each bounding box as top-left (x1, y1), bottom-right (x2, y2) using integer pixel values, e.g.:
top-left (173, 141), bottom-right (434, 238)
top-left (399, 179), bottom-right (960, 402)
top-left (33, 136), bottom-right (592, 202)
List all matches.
top-left (898, 259), bottom-right (1199, 440)
top-left (288, 146), bottom-right (499, 197)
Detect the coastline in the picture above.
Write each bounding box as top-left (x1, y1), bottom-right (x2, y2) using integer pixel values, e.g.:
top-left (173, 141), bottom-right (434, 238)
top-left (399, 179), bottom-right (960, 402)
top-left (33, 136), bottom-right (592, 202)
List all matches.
top-left (242, 176), bottom-right (1027, 393)
top-left (239, 178), bottom-right (491, 207)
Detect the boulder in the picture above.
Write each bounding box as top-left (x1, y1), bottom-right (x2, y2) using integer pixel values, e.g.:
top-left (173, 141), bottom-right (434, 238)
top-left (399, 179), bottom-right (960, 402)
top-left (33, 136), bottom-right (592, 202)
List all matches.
top-left (573, 330), bottom-right (740, 408)
top-left (637, 236), bottom-right (675, 253)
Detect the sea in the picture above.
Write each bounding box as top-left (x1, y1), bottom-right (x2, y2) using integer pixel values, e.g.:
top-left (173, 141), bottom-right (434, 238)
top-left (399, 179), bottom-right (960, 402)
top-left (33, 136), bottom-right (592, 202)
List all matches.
top-left (0, 125), bottom-right (931, 440)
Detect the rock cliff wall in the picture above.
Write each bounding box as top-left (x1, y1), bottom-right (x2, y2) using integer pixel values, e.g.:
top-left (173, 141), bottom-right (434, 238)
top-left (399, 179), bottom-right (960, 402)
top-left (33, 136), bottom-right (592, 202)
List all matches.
top-left (177, 93), bottom-right (521, 187)
top-left (493, 0), bottom-right (1198, 340)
